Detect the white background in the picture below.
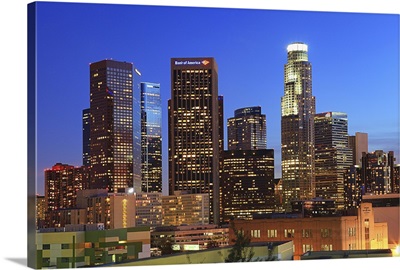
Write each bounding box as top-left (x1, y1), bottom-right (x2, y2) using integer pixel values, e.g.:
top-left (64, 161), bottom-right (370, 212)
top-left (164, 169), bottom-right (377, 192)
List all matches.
top-left (0, 0), bottom-right (399, 269)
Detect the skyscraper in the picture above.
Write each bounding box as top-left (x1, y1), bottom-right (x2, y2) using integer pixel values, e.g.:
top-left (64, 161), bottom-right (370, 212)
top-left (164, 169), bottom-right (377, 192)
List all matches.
top-left (314, 112), bottom-right (353, 210)
top-left (169, 57), bottom-right (221, 224)
top-left (132, 67), bottom-right (143, 193)
top-left (89, 59), bottom-right (135, 193)
top-left (141, 82), bottom-right (162, 193)
top-left (281, 42), bottom-right (316, 210)
top-left (222, 106), bottom-right (274, 222)
top-left (227, 106), bottom-right (266, 150)
top-left (82, 108), bottom-right (90, 167)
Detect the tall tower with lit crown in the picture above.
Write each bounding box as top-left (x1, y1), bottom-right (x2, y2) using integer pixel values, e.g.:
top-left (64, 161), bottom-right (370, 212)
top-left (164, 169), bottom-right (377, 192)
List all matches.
top-left (281, 42), bottom-right (316, 210)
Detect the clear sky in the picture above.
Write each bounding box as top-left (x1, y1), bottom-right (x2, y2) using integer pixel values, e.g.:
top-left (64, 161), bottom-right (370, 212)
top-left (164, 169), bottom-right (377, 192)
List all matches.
top-left (35, 2), bottom-right (399, 195)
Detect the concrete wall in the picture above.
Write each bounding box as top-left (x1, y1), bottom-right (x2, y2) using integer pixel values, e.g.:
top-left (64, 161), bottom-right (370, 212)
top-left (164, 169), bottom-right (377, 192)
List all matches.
top-left (373, 206), bottom-right (399, 249)
top-left (116, 242), bottom-right (293, 267)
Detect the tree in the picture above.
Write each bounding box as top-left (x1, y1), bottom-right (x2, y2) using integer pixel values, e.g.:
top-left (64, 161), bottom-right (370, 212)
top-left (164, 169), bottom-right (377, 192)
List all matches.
top-left (154, 236), bottom-right (175, 255)
top-left (225, 222), bottom-right (255, 262)
top-left (206, 238), bottom-right (219, 249)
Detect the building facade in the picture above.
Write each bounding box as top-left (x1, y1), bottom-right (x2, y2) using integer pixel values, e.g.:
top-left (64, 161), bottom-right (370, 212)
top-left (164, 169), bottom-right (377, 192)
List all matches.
top-left (291, 198), bottom-right (337, 217)
top-left (394, 164), bottom-right (400, 193)
top-left (141, 82), bottom-right (162, 193)
top-left (345, 151), bottom-right (399, 210)
top-left (230, 203), bottom-right (388, 260)
top-left (132, 67), bottom-right (143, 193)
top-left (168, 58), bottom-right (222, 224)
top-left (344, 165), bottom-right (363, 210)
top-left (82, 108), bottom-right (91, 167)
top-left (281, 42), bottom-right (316, 211)
top-left (37, 195), bottom-right (46, 229)
top-left (362, 193), bottom-right (400, 250)
top-left (348, 132), bottom-right (368, 165)
top-left (314, 112), bottom-right (353, 210)
top-left (50, 208), bottom-right (87, 228)
top-left (135, 192), bottom-right (163, 228)
top-left (151, 224), bottom-right (229, 252)
top-left (162, 191), bottom-right (209, 226)
top-left (36, 226), bottom-right (150, 269)
top-left (89, 60), bottom-right (138, 193)
top-left (221, 149), bottom-right (275, 223)
top-left (76, 189), bottom-right (136, 229)
top-left (361, 150), bottom-right (397, 195)
top-left (44, 163), bottom-right (84, 227)
top-left (227, 106), bottom-right (266, 150)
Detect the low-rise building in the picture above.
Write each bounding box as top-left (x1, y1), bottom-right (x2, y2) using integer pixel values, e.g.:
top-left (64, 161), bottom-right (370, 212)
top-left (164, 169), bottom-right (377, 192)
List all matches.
top-left (135, 192), bottom-right (163, 228)
top-left (36, 225), bottom-right (150, 269)
top-left (76, 189), bottom-right (136, 229)
top-left (162, 191), bottom-right (209, 226)
top-left (151, 224), bottom-right (229, 252)
top-left (362, 194), bottom-right (400, 250)
top-left (230, 202), bottom-right (388, 260)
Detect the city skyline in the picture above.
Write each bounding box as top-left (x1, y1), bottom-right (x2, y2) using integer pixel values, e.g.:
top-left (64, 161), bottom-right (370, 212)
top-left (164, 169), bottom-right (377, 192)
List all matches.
top-left (36, 2), bottom-right (399, 196)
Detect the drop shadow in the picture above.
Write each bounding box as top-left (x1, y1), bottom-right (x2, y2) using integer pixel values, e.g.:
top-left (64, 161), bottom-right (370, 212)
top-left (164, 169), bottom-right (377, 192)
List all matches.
top-left (6, 258), bottom-right (27, 267)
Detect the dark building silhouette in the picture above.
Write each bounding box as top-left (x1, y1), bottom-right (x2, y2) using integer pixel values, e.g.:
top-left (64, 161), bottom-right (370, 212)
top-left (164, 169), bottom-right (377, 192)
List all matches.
top-left (291, 198), bottom-right (337, 217)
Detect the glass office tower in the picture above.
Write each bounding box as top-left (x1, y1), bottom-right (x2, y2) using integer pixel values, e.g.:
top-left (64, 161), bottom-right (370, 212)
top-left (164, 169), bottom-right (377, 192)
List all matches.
top-left (141, 82), bottom-right (162, 193)
top-left (89, 59), bottom-right (134, 193)
top-left (132, 67), bottom-right (142, 192)
top-left (314, 112), bottom-right (353, 210)
top-left (169, 57), bottom-right (222, 224)
top-left (281, 42), bottom-right (316, 210)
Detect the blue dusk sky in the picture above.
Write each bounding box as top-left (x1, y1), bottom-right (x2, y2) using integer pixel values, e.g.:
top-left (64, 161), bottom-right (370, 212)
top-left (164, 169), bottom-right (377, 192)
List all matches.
top-left (35, 2), bottom-right (399, 195)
